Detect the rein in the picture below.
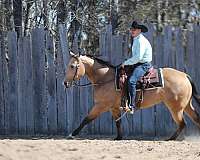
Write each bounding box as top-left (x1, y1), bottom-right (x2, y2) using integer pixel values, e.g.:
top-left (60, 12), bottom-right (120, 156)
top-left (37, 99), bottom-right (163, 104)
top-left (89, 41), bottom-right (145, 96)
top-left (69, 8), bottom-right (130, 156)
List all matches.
top-left (72, 79), bottom-right (114, 87)
top-left (70, 55), bottom-right (115, 87)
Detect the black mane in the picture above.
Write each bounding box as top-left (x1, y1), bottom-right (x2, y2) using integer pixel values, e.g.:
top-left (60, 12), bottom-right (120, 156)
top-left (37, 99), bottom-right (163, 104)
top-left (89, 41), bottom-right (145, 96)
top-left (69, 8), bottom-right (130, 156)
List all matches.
top-left (85, 54), bottom-right (116, 68)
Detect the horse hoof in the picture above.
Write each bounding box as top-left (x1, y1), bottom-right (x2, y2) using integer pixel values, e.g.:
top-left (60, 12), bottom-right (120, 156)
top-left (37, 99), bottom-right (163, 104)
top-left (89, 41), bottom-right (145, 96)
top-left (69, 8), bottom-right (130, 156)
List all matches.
top-left (114, 136), bottom-right (122, 140)
top-left (166, 137), bottom-right (175, 141)
top-left (67, 133), bottom-right (75, 140)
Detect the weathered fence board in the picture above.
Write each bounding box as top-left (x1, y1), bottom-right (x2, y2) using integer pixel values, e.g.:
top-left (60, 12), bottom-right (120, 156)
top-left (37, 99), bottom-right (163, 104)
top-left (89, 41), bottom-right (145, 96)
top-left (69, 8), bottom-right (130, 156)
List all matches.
top-left (186, 31), bottom-right (195, 78)
top-left (56, 46), bottom-right (67, 134)
top-left (73, 85), bottom-right (80, 131)
top-left (106, 24), bottom-right (112, 61)
top-left (46, 33), bottom-right (57, 134)
top-left (79, 77), bottom-right (89, 134)
top-left (57, 25), bottom-right (71, 134)
top-left (185, 30), bottom-right (197, 134)
top-left (0, 24), bottom-right (200, 137)
top-left (0, 36), bottom-right (5, 135)
top-left (32, 28), bottom-right (48, 134)
top-left (193, 25), bottom-right (200, 134)
top-left (18, 37), bottom-right (27, 134)
top-left (99, 31), bottom-right (106, 56)
top-left (58, 25), bottom-right (69, 68)
top-left (23, 36), bottom-right (34, 135)
top-left (7, 32), bottom-right (18, 134)
top-left (174, 28), bottom-right (185, 72)
top-left (154, 34), bottom-right (166, 137)
top-left (1, 34), bottom-right (9, 135)
top-left (87, 86), bottom-right (94, 134)
top-left (194, 25), bottom-right (200, 92)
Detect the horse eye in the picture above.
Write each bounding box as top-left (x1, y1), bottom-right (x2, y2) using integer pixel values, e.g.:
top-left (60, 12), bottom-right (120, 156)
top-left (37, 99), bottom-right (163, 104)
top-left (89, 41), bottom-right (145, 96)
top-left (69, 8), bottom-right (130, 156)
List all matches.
top-left (71, 64), bottom-right (75, 69)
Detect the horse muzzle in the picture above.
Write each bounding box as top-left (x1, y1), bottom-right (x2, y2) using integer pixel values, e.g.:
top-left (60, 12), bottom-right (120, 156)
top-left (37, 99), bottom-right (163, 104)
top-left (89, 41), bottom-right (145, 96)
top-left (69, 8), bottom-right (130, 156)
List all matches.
top-left (64, 81), bottom-right (73, 88)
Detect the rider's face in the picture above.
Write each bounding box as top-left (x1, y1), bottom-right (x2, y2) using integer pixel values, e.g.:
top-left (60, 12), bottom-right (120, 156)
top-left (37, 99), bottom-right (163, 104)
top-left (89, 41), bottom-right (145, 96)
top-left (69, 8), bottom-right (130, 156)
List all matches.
top-left (130, 28), bottom-right (141, 37)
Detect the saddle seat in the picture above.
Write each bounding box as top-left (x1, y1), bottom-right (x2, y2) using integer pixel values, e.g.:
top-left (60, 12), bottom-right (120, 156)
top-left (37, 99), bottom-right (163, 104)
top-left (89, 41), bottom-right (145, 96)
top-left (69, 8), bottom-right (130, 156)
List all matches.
top-left (116, 66), bottom-right (164, 91)
top-left (136, 67), bottom-right (163, 90)
top-left (115, 66), bottom-right (164, 109)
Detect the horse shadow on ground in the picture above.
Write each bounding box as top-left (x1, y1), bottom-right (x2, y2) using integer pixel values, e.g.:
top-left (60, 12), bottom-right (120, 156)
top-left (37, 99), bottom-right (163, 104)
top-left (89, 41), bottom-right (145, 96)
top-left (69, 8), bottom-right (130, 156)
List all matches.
top-left (0, 134), bottom-right (197, 141)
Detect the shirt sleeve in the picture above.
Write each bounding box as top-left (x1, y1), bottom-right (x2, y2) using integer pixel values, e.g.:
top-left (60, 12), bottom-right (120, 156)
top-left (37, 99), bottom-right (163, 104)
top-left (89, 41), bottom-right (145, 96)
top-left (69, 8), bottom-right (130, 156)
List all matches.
top-left (123, 40), bottom-right (145, 65)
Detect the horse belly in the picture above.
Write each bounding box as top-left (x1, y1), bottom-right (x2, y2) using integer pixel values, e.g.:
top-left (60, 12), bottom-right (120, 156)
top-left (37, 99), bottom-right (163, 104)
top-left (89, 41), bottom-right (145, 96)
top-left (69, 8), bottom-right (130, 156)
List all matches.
top-left (94, 82), bottom-right (120, 107)
top-left (139, 88), bottom-right (163, 109)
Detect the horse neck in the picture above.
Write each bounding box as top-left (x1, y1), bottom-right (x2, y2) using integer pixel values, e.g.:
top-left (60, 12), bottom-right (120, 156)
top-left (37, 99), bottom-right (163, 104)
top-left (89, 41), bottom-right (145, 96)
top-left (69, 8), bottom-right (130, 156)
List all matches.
top-left (80, 55), bottom-right (114, 83)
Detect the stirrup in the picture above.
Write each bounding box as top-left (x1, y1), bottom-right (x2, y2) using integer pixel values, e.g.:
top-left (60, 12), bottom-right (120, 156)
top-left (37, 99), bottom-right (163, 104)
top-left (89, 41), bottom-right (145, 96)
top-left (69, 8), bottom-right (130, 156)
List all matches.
top-left (127, 105), bottom-right (135, 114)
top-left (120, 106), bottom-right (134, 114)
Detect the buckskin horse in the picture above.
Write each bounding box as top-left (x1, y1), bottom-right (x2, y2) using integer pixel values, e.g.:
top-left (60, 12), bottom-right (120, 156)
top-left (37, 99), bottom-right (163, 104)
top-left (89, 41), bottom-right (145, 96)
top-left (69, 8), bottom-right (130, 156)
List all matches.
top-left (64, 52), bottom-right (200, 140)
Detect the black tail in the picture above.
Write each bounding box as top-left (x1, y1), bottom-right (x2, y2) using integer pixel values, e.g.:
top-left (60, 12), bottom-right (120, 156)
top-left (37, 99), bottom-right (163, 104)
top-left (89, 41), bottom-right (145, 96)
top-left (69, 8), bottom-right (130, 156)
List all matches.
top-left (187, 75), bottom-right (200, 105)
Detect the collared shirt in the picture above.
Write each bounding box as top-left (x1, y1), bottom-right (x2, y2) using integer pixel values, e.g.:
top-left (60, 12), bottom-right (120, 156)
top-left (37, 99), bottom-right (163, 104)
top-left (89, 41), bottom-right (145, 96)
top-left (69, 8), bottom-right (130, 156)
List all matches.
top-left (123, 33), bottom-right (152, 65)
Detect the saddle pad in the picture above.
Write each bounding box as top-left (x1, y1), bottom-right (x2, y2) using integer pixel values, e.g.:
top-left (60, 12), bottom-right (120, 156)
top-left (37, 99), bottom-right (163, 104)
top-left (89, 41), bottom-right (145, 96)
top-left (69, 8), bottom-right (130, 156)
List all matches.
top-left (136, 68), bottom-right (164, 90)
top-left (115, 67), bottom-right (164, 91)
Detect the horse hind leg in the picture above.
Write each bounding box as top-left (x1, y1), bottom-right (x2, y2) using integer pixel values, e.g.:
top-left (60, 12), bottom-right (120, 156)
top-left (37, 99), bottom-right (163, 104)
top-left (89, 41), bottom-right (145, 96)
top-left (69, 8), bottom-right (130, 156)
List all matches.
top-left (167, 108), bottom-right (186, 140)
top-left (184, 101), bottom-right (200, 129)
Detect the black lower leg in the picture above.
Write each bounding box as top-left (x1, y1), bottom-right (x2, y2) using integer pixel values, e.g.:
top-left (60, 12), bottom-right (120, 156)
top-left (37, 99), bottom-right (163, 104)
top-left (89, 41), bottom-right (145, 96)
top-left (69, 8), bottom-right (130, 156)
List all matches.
top-left (72, 117), bottom-right (93, 136)
top-left (193, 111), bottom-right (200, 128)
top-left (114, 119), bottom-right (122, 140)
top-left (168, 122), bottom-right (185, 140)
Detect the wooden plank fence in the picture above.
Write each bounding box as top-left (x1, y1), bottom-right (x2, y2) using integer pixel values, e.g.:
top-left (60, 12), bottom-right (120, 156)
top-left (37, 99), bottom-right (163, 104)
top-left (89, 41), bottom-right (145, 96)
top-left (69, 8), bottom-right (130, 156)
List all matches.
top-left (0, 24), bottom-right (200, 137)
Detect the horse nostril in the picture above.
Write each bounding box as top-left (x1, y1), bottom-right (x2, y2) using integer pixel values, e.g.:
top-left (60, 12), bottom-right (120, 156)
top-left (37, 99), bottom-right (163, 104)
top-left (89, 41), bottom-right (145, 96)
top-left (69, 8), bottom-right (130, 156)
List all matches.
top-left (64, 81), bottom-right (71, 88)
top-left (64, 81), bottom-right (68, 87)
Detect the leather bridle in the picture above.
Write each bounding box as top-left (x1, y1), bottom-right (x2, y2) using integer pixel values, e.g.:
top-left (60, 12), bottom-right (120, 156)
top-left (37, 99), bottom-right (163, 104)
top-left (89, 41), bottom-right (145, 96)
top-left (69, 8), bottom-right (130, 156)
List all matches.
top-left (66, 55), bottom-right (114, 88)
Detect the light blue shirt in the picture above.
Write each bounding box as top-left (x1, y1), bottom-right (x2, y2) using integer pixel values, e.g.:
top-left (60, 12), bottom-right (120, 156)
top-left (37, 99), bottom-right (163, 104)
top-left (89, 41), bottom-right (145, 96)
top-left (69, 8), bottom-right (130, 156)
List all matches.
top-left (123, 34), bottom-right (152, 65)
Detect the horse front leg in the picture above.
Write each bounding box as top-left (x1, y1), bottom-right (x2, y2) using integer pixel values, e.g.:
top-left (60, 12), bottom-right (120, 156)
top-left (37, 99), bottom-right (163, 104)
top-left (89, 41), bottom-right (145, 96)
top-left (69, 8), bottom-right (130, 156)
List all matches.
top-left (69, 116), bottom-right (93, 137)
top-left (111, 107), bottom-right (123, 140)
top-left (68, 104), bottom-right (106, 138)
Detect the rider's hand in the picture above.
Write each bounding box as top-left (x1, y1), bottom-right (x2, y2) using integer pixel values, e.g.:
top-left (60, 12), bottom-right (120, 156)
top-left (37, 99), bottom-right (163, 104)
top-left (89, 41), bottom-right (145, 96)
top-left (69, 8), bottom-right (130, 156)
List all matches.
top-left (120, 64), bottom-right (125, 69)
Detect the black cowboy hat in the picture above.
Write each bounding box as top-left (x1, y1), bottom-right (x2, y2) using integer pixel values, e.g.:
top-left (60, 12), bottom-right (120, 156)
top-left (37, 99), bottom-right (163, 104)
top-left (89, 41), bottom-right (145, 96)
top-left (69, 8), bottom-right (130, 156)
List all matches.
top-left (130, 21), bottom-right (148, 33)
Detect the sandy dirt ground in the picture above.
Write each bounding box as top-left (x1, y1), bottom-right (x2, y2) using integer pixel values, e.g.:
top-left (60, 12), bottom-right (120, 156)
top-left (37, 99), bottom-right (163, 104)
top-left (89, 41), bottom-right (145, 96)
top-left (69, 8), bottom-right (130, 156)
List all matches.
top-left (0, 136), bottom-right (200, 160)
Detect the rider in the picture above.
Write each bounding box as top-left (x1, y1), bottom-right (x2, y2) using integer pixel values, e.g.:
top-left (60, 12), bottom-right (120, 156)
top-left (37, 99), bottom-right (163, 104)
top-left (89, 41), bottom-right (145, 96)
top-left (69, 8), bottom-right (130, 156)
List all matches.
top-left (121, 20), bottom-right (152, 114)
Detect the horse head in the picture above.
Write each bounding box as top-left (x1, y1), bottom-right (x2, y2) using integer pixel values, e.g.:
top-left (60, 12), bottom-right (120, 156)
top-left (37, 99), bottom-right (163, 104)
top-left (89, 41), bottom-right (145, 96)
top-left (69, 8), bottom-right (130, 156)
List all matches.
top-left (64, 51), bottom-right (85, 88)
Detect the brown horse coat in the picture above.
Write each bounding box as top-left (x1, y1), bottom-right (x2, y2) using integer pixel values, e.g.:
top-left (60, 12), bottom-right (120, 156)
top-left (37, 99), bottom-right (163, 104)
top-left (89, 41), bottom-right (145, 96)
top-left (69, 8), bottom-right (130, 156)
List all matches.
top-left (64, 54), bottom-right (200, 140)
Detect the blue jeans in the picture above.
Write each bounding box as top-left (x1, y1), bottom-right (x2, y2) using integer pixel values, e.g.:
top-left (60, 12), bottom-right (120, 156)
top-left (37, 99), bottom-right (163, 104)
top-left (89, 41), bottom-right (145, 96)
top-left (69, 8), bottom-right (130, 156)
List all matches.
top-left (128, 62), bottom-right (152, 106)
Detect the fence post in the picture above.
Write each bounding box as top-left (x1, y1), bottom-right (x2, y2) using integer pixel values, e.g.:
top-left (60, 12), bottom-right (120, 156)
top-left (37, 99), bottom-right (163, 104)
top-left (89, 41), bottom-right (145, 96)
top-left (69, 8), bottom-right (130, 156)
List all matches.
top-left (58, 24), bottom-right (74, 134)
top-left (46, 32), bottom-right (57, 135)
top-left (1, 33), bottom-right (9, 135)
top-left (56, 25), bottom-right (67, 134)
top-left (18, 37), bottom-right (26, 134)
top-left (24, 36), bottom-right (34, 135)
top-left (0, 34), bottom-right (5, 135)
top-left (31, 28), bottom-right (48, 134)
top-left (193, 25), bottom-right (200, 133)
top-left (194, 25), bottom-right (200, 92)
top-left (174, 28), bottom-right (185, 71)
top-left (6, 32), bottom-right (18, 135)
top-left (154, 33), bottom-right (165, 137)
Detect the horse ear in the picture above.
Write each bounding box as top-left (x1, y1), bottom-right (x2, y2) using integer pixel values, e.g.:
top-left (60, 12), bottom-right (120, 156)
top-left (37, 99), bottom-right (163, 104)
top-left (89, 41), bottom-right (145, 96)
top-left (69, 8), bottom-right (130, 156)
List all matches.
top-left (69, 51), bottom-right (75, 56)
top-left (69, 51), bottom-right (78, 58)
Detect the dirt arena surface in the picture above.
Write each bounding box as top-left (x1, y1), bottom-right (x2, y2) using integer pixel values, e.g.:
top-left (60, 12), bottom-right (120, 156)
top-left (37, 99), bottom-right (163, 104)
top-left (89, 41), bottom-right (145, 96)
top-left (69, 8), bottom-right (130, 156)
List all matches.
top-left (0, 136), bottom-right (200, 160)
